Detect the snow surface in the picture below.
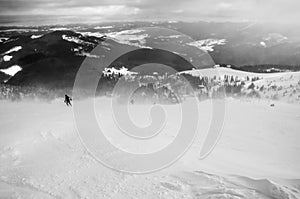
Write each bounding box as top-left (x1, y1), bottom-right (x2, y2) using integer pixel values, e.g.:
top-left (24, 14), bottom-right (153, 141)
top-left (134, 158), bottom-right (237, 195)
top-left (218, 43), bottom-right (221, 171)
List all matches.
top-left (156, 35), bottom-right (182, 40)
top-left (0, 29), bottom-right (39, 32)
top-left (168, 21), bottom-right (179, 23)
top-left (0, 37), bottom-right (9, 43)
top-left (0, 65), bottom-right (22, 76)
top-left (62, 35), bottom-right (93, 46)
top-left (260, 41), bottom-right (267, 48)
top-left (50, 27), bottom-right (69, 31)
top-left (75, 52), bottom-right (100, 58)
top-left (78, 31), bottom-right (105, 38)
top-left (103, 67), bottom-right (138, 76)
top-left (187, 39), bottom-right (226, 52)
top-left (77, 29), bottom-right (150, 49)
top-left (3, 55), bottom-right (13, 62)
top-left (94, 26), bottom-right (114, 30)
top-left (182, 67), bottom-right (300, 80)
top-left (31, 35), bottom-right (43, 39)
top-left (264, 33), bottom-right (288, 43)
top-left (106, 29), bottom-right (151, 49)
top-left (261, 33), bottom-right (289, 47)
top-left (0, 96), bottom-right (299, 198)
top-left (3, 46), bottom-right (22, 55)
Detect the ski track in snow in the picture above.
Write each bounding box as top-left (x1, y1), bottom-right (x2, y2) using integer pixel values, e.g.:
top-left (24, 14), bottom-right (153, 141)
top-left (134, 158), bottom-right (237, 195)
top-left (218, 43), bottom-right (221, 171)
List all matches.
top-left (0, 98), bottom-right (300, 198)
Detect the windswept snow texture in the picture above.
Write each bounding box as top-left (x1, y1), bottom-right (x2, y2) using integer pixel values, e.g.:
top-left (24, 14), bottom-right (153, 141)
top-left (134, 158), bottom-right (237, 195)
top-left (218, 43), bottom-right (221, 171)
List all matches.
top-left (187, 39), bottom-right (226, 52)
top-left (0, 97), bottom-right (300, 198)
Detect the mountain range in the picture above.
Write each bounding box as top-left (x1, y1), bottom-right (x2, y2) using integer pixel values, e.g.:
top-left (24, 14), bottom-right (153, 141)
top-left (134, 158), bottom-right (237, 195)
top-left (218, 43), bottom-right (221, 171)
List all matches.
top-left (1, 21), bottom-right (300, 88)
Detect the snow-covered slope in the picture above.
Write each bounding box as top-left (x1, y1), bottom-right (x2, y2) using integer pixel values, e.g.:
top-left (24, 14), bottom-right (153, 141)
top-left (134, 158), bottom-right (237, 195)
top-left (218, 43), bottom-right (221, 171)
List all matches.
top-left (0, 98), bottom-right (299, 198)
top-left (182, 67), bottom-right (300, 79)
top-left (181, 67), bottom-right (300, 103)
top-left (187, 39), bottom-right (226, 52)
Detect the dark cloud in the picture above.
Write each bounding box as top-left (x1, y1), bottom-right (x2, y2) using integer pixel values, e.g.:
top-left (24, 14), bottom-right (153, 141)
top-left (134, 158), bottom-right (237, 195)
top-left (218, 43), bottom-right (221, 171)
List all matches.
top-left (0, 0), bottom-right (299, 25)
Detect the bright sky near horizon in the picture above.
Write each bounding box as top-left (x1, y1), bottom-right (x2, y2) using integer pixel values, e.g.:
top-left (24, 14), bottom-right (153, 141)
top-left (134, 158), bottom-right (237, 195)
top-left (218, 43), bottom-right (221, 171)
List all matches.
top-left (0, 0), bottom-right (299, 25)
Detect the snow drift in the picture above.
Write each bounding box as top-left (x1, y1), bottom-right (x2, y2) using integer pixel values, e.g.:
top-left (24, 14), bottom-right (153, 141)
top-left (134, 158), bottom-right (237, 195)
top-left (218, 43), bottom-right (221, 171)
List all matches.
top-left (0, 97), bottom-right (299, 198)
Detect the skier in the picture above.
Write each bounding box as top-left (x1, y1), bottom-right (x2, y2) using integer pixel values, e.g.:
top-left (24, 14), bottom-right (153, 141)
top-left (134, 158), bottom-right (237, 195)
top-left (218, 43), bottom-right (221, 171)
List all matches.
top-left (130, 99), bottom-right (134, 105)
top-left (64, 94), bottom-right (72, 106)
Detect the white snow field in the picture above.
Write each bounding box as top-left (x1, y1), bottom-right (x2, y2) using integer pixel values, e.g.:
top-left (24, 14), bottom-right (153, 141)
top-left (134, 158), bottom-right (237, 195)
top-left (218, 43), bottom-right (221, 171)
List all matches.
top-left (0, 95), bottom-right (300, 199)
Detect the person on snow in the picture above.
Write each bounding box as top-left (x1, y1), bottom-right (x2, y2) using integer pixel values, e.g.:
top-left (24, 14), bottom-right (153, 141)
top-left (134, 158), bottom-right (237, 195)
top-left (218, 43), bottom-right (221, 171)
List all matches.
top-left (64, 94), bottom-right (72, 106)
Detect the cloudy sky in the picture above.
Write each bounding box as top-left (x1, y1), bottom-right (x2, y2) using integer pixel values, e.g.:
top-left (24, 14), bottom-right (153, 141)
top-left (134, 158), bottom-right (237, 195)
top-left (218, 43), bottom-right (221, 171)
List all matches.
top-left (0, 0), bottom-right (299, 25)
